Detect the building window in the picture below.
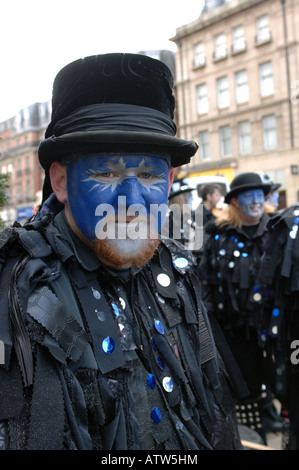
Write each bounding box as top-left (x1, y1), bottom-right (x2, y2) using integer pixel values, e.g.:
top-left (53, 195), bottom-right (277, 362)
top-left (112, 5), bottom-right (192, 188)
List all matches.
top-left (256, 14), bottom-right (271, 43)
top-left (238, 121), bottom-right (251, 154)
top-left (217, 76), bottom-right (230, 109)
top-left (194, 42), bottom-right (205, 67)
top-left (199, 130), bottom-right (210, 161)
top-left (235, 70), bottom-right (249, 104)
top-left (232, 25), bottom-right (246, 53)
top-left (196, 84), bottom-right (209, 114)
top-left (262, 115), bottom-right (277, 150)
top-left (214, 33), bottom-right (227, 60)
top-left (259, 61), bottom-right (274, 97)
top-left (220, 125), bottom-right (232, 157)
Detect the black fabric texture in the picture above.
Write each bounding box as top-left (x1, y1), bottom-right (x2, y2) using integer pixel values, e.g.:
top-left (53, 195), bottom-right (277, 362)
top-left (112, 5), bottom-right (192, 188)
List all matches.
top-left (0, 210), bottom-right (244, 450)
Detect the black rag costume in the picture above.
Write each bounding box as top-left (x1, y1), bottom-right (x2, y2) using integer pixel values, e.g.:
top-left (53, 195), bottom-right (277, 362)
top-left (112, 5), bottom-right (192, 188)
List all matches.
top-left (0, 205), bottom-right (245, 450)
top-left (0, 53), bottom-right (245, 450)
top-left (198, 174), bottom-right (276, 440)
top-left (254, 203), bottom-right (299, 449)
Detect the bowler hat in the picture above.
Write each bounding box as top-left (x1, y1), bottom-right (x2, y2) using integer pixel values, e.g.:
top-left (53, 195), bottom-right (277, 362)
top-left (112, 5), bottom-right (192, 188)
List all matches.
top-left (224, 172), bottom-right (271, 203)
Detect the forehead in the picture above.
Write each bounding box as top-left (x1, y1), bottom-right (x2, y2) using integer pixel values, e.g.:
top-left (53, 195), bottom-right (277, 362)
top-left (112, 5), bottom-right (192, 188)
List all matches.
top-left (66, 153), bottom-right (171, 169)
top-left (239, 189), bottom-right (264, 197)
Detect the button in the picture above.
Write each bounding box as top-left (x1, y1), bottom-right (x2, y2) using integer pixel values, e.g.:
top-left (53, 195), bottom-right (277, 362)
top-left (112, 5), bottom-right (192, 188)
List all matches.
top-left (157, 273), bottom-right (171, 287)
top-left (162, 377), bottom-right (174, 392)
top-left (173, 257), bottom-right (189, 269)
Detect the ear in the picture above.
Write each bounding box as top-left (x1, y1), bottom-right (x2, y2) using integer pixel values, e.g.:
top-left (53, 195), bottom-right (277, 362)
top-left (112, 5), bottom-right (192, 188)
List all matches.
top-left (230, 196), bottom-right (240, 209)
top-left (49, 162), bottom-right (68, 203)
top-left (167, 166), bottom-right (174, 196)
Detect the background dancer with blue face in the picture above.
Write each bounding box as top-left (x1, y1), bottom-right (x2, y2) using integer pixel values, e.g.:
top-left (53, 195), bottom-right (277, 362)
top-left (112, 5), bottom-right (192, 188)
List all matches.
top-left (199, 172), bottom-right (287, 445)
top-left (0, 53), bottom-right (246, 451)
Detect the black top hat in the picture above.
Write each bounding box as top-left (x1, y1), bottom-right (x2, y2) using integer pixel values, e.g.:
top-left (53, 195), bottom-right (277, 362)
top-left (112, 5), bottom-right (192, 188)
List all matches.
top-left (224, 172), bottom-right (272, 203)
top-left (38, 53), bottom-right (198, 171)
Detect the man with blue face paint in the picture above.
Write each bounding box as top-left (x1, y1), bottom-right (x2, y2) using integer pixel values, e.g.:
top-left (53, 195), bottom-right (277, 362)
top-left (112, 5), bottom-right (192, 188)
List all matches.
top-left (0, 53), bottom-right (246, 451)
top-left (54, 152), bottom-right (172, 268)
top-left (236, 189), bottom-right (265, 223)
top-left (199, 172), bottom-right (287, 444)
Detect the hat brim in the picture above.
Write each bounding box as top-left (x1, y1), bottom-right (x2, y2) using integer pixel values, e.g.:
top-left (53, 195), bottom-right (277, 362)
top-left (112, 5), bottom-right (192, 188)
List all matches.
top-left (38, 130), bottom-right (198, 170)
top-left (224, 183), bottom-right (272, 204)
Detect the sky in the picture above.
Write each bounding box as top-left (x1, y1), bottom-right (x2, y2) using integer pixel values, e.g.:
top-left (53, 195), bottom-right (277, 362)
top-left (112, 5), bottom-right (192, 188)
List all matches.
top-left (0, 0), bottom-right (205, 122)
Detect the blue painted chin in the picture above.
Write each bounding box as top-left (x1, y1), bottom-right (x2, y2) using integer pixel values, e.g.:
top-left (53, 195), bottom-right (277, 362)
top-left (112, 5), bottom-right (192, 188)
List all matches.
top-left (237, 189), bottom-right (265, 218)
top-left (66, 153), bottom-right (171, 241)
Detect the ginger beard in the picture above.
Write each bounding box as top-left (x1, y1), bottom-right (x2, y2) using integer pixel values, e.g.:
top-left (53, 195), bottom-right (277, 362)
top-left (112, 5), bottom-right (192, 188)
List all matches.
top-left (92, 213), bottom-right (161, 268)
top-left (64, 153), bottom-right (172, 268)
top-left (93, 231), bottom-right (160, 269)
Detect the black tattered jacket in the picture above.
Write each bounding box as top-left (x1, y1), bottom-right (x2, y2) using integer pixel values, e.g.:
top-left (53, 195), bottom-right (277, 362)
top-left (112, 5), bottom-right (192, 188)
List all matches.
top-left (198, 214), bottom-right (276, 392)
top-left (0, 209), bottom-right (246, 450)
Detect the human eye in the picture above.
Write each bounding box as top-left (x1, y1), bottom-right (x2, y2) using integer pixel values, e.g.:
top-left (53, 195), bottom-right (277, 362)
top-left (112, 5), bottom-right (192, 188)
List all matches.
top-left (140, 172), bottom-right (154, 179)
top-left (138, 171), bottom-right (160, 181)
top-left (95, 171), bottom-right (119, 180)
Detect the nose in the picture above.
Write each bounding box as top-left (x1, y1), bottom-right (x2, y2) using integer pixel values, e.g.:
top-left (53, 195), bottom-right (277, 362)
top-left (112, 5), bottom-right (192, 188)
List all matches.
top-left (119, 177), bottom-right (146, 209)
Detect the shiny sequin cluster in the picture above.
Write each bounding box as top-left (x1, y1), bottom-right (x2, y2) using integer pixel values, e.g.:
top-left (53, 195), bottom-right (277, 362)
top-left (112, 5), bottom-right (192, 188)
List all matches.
top-left (92, 257), bottom-right (189, 427)
top-left (148, 317), bottom-right (174, 424)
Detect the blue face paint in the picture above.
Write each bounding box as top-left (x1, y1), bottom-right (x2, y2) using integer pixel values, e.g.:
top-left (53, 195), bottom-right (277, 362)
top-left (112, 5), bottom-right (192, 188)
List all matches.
top-left (237, 189), bottom-right (265, 219)
top-left (66, 153), bottom-right (170, 241)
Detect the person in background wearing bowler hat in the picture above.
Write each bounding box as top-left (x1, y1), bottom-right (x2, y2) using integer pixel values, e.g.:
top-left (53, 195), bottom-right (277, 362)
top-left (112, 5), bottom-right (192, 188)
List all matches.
top-left (199, 172), bottom-right (285, 444)
top-left (0, 53), bottom-right (246, 450)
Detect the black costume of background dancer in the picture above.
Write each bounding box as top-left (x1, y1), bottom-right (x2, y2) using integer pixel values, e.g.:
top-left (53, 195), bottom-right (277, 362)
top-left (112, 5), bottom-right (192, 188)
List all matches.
top-left (254, 203), bottom-right (299, 449)
top-left (199, 213), bottom-right (276, 440)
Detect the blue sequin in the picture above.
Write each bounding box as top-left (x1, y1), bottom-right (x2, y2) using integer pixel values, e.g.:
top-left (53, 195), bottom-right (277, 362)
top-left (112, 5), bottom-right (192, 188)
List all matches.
top-left (156, 293), bottom-right (165, 304)
top-left (102, 337), bottom-right (115, 354)
top-left (215, 234), bottom-right (220, 240)
top-left (156, 355), bottom-right (165, 370)
top-left (241, 252), bottom-right (248, 257)
top-left (95, 309), bottom-right (106, 321)
top-left (238, 242), bottom-right (245, 248)
top-left (92, 287), bottom-right (101, 299)
top-left (272, 308), bottom-right (280, 317)
top-left (111, 303), bottom-right (120, 318)
top-left (294, 217), bottom-right (299, 224)
top-left (154, 320), bottom-right (165, 335)
top-left (151, 407), bottom-right (162, 424)
top-left (147, 374), bottom-right (156, 390)
top-left (253, 285), bottom-right (261, 293)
